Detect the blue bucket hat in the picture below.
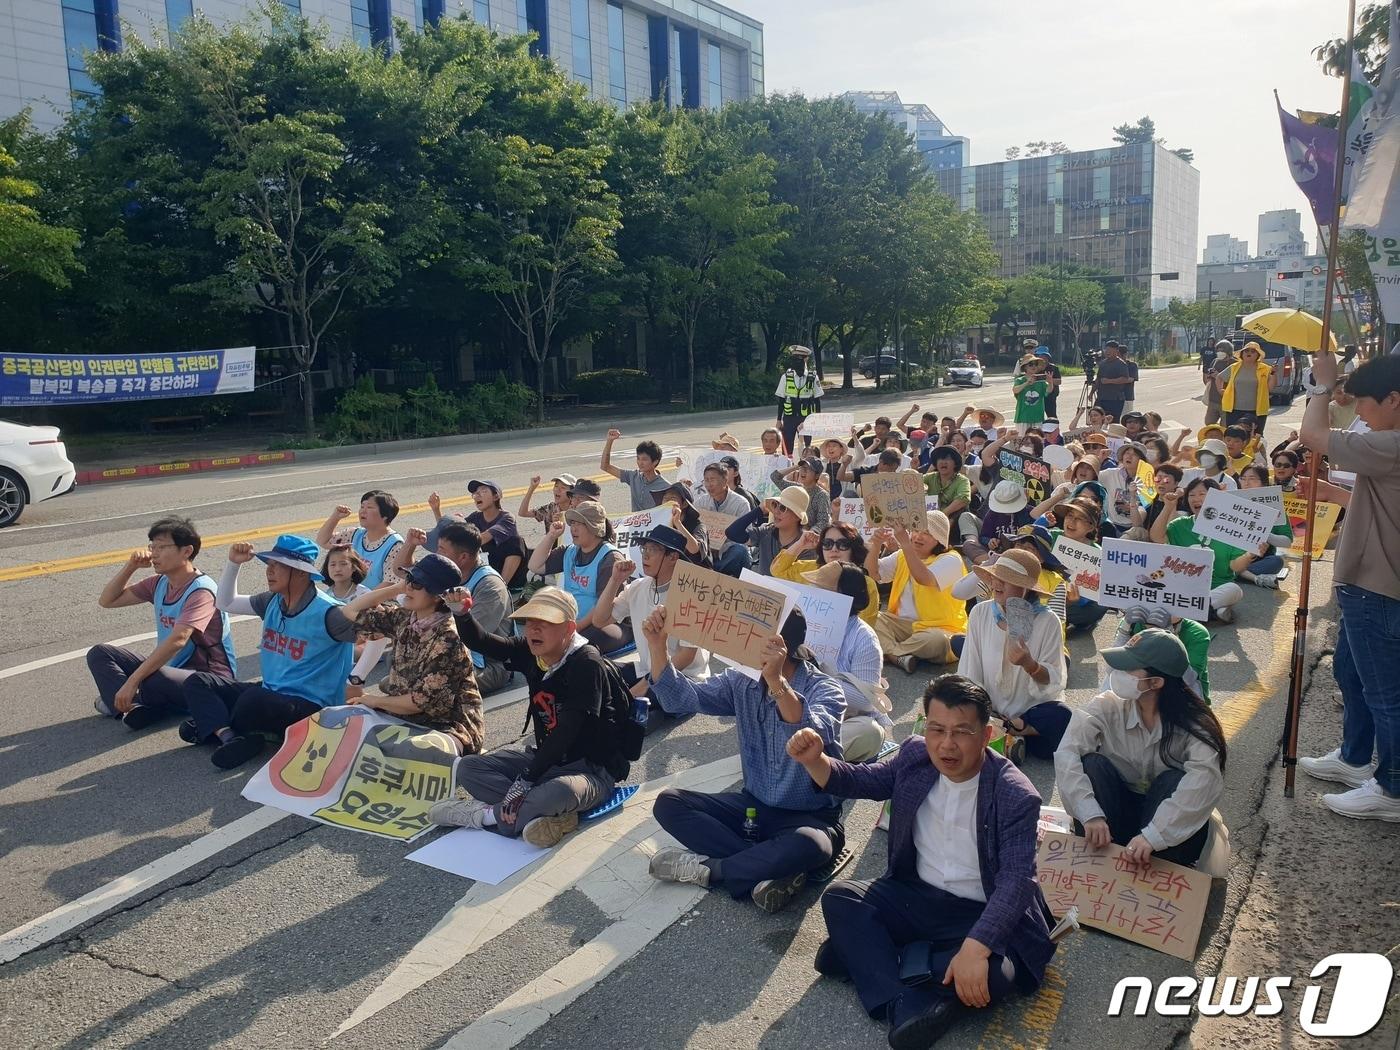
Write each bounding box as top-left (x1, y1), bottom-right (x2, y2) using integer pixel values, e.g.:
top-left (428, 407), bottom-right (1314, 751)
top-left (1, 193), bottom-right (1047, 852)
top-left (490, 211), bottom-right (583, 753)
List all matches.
top-left (255, 534), bottom-right (326, 582)
top-left (1034, 346), bottom-right (1052, 358)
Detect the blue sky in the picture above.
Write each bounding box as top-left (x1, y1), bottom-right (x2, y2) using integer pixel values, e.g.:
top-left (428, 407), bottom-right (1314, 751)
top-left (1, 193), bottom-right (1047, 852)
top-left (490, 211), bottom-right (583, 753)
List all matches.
top-left (740, 0), bottom-right (1354, 256)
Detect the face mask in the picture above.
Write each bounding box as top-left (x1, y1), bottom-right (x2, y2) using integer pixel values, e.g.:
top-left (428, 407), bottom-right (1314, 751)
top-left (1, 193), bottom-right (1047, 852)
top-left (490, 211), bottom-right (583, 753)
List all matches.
top-left (1108, 669), bottom-right (1145, 698)
top-left (1145, 450), bottom-right (1161, 464)
top-left (1198, 454), bottom-right (1217, 470)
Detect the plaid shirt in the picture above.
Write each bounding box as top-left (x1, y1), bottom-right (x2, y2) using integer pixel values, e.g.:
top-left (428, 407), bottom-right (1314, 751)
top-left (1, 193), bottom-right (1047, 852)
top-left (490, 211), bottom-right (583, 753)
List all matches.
top-left (822, 739), bottom-right (1056, 990)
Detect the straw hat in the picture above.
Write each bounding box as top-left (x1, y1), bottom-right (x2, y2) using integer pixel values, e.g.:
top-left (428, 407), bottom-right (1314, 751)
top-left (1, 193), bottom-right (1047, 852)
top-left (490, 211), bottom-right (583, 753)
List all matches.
top-left (1104, 423), bottom-right (1129, 438)
top-left (988, 479), bottom-right (1028, 515)
top-left (969, 406), bottom-right (1005, 427)
top-left (773, 485), bottom-right (810, 525)
top-left (973, 549), bottom-right (1050, 594)
top-left (800, 561), bottom-right (871, 615)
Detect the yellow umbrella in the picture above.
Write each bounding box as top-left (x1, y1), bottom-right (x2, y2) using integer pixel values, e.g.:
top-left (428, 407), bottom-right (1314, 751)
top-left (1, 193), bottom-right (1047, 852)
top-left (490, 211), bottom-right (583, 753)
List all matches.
top-left (1240, 307), bottom-right (1339, 352)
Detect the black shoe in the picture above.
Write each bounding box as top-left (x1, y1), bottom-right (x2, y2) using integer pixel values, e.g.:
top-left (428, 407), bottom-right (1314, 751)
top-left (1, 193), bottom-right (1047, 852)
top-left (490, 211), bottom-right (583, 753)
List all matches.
top-left (121, 706), bottom-right (164, 731)
top-left (814, 939), bottom-right (850, 981)
top-left (211, 735), bottom-right (266, 770)
top-left (178, 719), bottom-right (205, 745)
top-left (887, 993), bottom-right (966, 1050)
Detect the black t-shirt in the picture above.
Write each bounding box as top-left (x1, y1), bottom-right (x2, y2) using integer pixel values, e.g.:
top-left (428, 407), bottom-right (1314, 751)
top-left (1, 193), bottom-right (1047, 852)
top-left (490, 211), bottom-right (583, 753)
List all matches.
top-left (491, 534), bottom-right (530, 589)
top-left (1096, 357), bottom-right (1130, 403)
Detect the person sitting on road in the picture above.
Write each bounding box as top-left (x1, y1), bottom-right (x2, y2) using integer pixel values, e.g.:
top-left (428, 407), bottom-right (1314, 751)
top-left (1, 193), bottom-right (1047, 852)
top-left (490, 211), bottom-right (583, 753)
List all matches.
top-left (321, 544), bottom-right (371, 602)
top-left (956, 550), bottom-right (1069, 765)
top-left (838, 445), bottom-right (903, 489)
top-left (568, 477), bottom-right (603, 506)
top-left (519, 474), bottom-right (576, 526)
top-left (1105, 605), bottom-right (1211, 706)
top-left (527, 501), bottom-right (629, 653)
top-left (89, 516), bottom-right (237, 732)
top-left (956, 404), bottom-right (1005, 439)
top-left (1042, 496), bottom-right (1110, 633)
top-left (922, 446), bottom-right (973, 536)
top-left (718, 455), bottom-right (760, 511)
top-left (334, 553), bottom-right (485, 754)
top-left (644, 607), bottom-right (847, 914)
top-left (429, 586), bottom-right (636, 848)
top-left (790, 674), bottom-right (1055, 1049)
top-left (1184, 439), bottom-right (1239, 491)
top-left (723, 486), bottom-right (811, 577)
top-left (601, 429), bottom-right (672, 511)
top-left (434, 480), bottom-right (528, 591)
top-left (771, 457), bottom-right (831, 533)
top-left (315, 490), bottom-right (404, 589)
top-left (695, 461), bottom-right (753, 572)
top-left (866, 513), bottom-right (968, 675)
top-left (964, 479), bottom-right (1031, 564)
top-left (656, 483), bottom-right (712, 567)
top-left (1055, 628), bottom-right (1229, 873)
top-left (770, 521), bottom-right (879, 628)
top-left (1150, 479), bottom-right (1267, 622)
top-left (182, 535), bottom-right (355, 769)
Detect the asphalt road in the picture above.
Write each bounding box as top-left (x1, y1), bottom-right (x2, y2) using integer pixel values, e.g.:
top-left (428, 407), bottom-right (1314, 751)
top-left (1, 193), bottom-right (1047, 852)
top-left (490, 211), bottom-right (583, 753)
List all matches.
top-left (0, 366), bottom-right (1341, 1050)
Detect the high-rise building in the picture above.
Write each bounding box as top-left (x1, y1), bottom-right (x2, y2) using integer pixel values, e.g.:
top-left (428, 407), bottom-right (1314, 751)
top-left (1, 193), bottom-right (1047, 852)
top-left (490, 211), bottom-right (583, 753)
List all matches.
top-left (841, 91), bottom-right (969, 171)
top-left (1257, 208), bottom-right (1307, 259)
top-left (934, 142), bottom-right (1199, 309)
top-left (2, 0), bottom-right (764, 131)
top-left (1203, 234), bottom-right (1248, 265)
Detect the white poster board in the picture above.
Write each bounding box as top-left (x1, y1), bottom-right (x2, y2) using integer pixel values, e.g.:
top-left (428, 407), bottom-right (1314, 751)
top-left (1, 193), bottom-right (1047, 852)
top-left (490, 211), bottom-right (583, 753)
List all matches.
top-left (682, 448), bottom-right (791, 501)
top-left (740, 568), bottom-right (852, 671)
top-left (1051, 535), bottom-right (1102, 602)
top-left (1196, 487), bottom-right (1277, 551)
top-left (800, 412), bottom-right (854, 440)
top-left (1098, 538), bottom-right (1214, 622)
top-left (611, 508), bottom-right (671, 578)
top-left (1238, 485), bottom-right (1284, 527)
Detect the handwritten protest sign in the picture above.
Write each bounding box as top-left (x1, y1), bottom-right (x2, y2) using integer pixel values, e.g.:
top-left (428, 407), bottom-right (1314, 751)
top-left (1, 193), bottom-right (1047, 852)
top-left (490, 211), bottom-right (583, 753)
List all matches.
top-left (1196, 487), bottom-right (1276, 551)
top-left (612, 508), bottom-right (670, 577)
top-left (1239, 484), bottom-right (1284, 528)
top-left (740, 568), bottom-right (852, 670)
top-left (1037, 831), bottom-right (1211, 961)
top-left (1099, 538), bottom-right (1213, 622)
top-left (1052, 536), bottom-right (1101, 602)
top-left (694, 507), bottom-right (739, 551)
top-left (800, 412), bottom-right (854, 440)
top-left (243, 707), bottom-right (457, 842)
top-left (1281, 494), bottom-right (1342, 559)
top-left (664, 562), bottom-right (789, 672)
top-left (684, 448), bottom-right (791, 501)
top-left (834, 495), bottom-right (940, 539)
top-left (860, 472), bottom-right (929, 532)
top-left (997, 448), bottom-right (1051, 504)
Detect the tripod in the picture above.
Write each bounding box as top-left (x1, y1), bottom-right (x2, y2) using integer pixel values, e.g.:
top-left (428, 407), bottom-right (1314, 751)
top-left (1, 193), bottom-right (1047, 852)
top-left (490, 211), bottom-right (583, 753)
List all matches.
top-left (1074, 370), bottom-right (1098, 417)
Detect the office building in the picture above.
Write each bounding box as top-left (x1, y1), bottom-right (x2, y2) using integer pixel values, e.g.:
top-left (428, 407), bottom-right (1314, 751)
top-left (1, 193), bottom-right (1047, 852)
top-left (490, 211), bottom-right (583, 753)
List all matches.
top-left (2, 0), bottom-right (764, 131)
top-left (1202, 234), bottom-right (1248, 265)
top-left (933, 142), bottom-right (1200, 309)
top-left (1196, 252), bottom-right (1332, 315)
top-left (1257, 208), bottom-right (1307, 259)
top-left (841, 91), bottom-right (969, 171)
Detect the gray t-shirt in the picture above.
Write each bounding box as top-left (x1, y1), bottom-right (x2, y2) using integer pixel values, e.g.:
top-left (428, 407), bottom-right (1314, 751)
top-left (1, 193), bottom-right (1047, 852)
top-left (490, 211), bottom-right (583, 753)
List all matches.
top-left (619, 468), bottom-right (671, 512)
top-left (1328, 428), bottom-right (1400, 600)
top-left (1232, 367), bottom-right (1258, 414)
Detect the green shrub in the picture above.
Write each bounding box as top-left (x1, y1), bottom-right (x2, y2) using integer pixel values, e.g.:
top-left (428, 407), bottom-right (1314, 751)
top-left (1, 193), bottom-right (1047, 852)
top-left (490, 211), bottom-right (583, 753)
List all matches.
top-left (324, 376), bottom-right (404, 443)
top-left (570, 368), bottom-right (657, 404)
top-left (460, 374), bottom-right (536, 431)
top-left (403, 374), bottom-right (461, 437)
top-left (693, 370), bottom-right (778, 410)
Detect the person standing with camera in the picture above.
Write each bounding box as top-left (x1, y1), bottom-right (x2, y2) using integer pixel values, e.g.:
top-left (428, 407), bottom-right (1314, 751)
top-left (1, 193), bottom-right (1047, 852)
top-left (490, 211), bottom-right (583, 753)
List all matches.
top-left (1093, 341), bottom-right (1132, 422)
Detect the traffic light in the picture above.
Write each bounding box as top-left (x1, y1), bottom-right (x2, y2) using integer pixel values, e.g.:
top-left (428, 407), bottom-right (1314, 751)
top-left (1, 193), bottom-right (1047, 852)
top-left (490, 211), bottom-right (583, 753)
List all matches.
top-left (1277, 271), bottom-right (1305, 280)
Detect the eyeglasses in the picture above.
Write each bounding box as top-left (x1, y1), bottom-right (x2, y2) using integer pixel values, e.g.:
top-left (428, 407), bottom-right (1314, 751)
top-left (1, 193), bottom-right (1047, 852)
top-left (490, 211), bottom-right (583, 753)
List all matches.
top-left (821, 538), bottom-right (854, 551)
top-left (148, 542), bottom-right (180, 552)
top-left (1273, 462), bottom-right (1293, 469)
top-left (925, 725), bottom-right (981, 741)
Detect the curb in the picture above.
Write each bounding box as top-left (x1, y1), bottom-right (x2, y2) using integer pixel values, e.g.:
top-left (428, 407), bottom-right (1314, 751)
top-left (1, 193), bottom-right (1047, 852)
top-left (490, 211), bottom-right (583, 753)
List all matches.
top-left (76, 450), bottom-right (296, 486)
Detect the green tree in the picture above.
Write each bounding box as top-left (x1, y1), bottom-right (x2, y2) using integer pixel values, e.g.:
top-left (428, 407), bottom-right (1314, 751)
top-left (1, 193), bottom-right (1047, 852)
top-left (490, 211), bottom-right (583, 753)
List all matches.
top-left (1061, 280), bottom-right (1105, 352)
top-left (1112, 115), bottom-right (1192, 163)
top-left (1315, 3), bottom-right (1390, 77)
top-left (0, 138), bottom-right (80, 288)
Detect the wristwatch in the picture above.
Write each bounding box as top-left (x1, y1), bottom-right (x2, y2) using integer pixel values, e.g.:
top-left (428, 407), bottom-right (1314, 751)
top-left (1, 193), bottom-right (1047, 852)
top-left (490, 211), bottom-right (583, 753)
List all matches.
top-left (348, 675), bottom-right (365, 686)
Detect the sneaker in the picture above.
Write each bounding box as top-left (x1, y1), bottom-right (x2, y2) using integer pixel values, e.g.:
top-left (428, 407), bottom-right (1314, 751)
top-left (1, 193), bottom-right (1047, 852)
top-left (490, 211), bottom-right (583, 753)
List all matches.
top-left (177, 719), bottom-right (205, 745)
top-left (1299, 748), bottom-right (1374, 788)
top-left (521, 811), bottom-right (579, 848)
top-left (121, 706), bottom-right (164, 731)
top-left (649, 847), bottom-right (711, 888)
top-left (94, 697), bottom-right (117, 719)
top-left (427, 797), bottom-right (492, 829)
top-left (894, 654), bottom-right (919, 675)
top-left (1250, 573), bottom-right (1279, 589)
top-left (1212, 604), bottom-right (1236, 624)
top-left (814, 938), bottom-right (850, 981)
top-left (1006, 736), bottom-right (1028, 767)
top-left (210, 734), bottom-right (266, 770)
top-left (1322, 779), bottom-right (1400, 822)
top-left (751, 871), bottom-right (806, 914)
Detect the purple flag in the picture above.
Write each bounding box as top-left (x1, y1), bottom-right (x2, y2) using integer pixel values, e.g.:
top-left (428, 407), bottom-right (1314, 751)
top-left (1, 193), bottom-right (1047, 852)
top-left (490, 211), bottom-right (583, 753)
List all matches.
top-left (1277, 99), bottom-right (1339, 228)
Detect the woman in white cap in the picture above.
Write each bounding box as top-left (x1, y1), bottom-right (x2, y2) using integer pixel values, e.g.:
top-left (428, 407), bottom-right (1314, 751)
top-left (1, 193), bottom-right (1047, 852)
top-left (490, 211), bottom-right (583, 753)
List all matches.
top-left (801, 561), bottom-right (890, 762)
top-left (723, 485), bottom-right (811, 577)
top-left (956, 549), bottom-right (1069, 764)
top-left (519, 474), bottom-right (576, 526)
top-left (1186, 439), bottom-right (1239, 490)
top-left (964, 478), bottom-right (1032, 564)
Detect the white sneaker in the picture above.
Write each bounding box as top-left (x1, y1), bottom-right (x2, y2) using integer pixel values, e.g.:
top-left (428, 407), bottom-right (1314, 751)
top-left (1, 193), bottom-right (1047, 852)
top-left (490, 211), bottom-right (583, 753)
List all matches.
top-left (1250, 573), bottom-right (1279, 589)
top-left (1213, 604), bottom-right (1236, 624)
top-left (1322, 779), bottom-right (1400, 822)
top-left (1299, 748), bottom-right (1374, 788)
top-left (649, 847), bottom-right (711, 887)
top-left (428, 797), bottom-right (492, 828)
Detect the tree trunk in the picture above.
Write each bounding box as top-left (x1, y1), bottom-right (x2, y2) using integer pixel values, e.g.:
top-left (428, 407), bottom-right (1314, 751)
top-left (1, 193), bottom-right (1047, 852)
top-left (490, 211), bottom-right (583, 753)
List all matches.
top-left (301, 373), bottom-right (316, 437)
top-left (686, 325), bottom-right (696, 411)
top-left (535, 356), bottom-right (546, 425)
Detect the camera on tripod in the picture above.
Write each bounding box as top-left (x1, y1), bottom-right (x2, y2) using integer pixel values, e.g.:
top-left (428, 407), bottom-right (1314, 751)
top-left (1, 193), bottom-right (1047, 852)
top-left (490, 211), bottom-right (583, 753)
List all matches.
top-left (1079, 348), bottom-right (1101, 384)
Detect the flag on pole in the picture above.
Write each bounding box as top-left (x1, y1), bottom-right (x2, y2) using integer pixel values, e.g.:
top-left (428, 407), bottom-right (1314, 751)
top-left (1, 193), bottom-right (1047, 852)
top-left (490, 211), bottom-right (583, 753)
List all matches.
top-left (1344, 0), bottom-right (1400, 231)
top-left (1277, 98), bottom-right (1339, 229)
top-left (1342, 53), bottom-right (1379, 204)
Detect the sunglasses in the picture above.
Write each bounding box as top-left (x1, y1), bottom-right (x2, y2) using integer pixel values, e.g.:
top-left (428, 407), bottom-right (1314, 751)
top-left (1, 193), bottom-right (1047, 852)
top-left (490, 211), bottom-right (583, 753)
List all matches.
top-left (1273, 462), bottom-right (1293, 469)
top-left (406, 579), bottom-right (425, 591)
top-left (821, 538), bottom-right (854, 551)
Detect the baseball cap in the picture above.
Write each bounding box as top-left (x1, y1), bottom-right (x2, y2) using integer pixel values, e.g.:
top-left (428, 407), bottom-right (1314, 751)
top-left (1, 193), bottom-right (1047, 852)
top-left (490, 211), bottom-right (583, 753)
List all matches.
top-left (404, 553), bottom-right (464, 596)
top-left (510, 585), bottom-right (578, 624)
top-left (1102, 627), bottom-right (1189, 678)
top-left (551, 473), bottom-right (578, 487)
top-left (720, 455), bottom-right (741, 471)
top-left (467, 479), bottom-right (502, 497)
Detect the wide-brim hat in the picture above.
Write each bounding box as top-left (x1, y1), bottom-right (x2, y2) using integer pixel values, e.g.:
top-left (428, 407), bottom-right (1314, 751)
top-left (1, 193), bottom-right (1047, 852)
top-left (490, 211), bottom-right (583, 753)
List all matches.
top-left (1104, 423), bottom-right (1129, 438)
top-left (510, 585), bottom-right (578, 624)
top-left (1057, 497), bottom-right (1102, 528)
top-left (1081, 431), bottom-right (1109, 449)
top-left (970, 406), bottom-right (1005, 427)
top-left (256, 534), bottom-right (326, 582)
top-left (565, 500), bottom-right (608, 536)
top-left (1197, 424), bottom-right (1225, 443)
top-left (1195, 438), bottom-right (1228, 464)
top-left (1013, 523), bottom-right (1063, 570)
top-left (800, 560), bottom-right (870, 615)
top-left (641, 523), bottom-right (688, 555)
top-left (988, 479), bottom-right (1028, 515)
top-left (405, 552), bottom-right (464, 596)
top-left (973, 549), bottom-right (1050, 594)
top-left (923, 508), bottom-right (951, 547)
top-left (773, 485), bottom-right (810, 525)
top-left (1034, 346), bottom-right (1052, 358)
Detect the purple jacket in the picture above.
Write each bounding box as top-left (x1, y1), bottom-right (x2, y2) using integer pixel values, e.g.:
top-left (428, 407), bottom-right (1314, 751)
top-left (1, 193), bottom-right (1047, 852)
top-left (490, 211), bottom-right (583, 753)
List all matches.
top-left (823, 737), bottom-right (1056, 990)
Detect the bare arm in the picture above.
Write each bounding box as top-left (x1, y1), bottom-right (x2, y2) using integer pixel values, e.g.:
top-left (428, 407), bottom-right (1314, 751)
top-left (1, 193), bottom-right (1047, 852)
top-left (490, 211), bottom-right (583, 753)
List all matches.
top-left (600, 429), bottom-right (624, 479)
top-left (529, 523), bottom-right (565, 574)
top-left (315, 505), bottom-right (350, 548)
top-left (98, 553), bottom-right (152, 609)
top-left (518, 476), bottom-right (541, 517)
top-left (896, 404), bottom-right (919, 432)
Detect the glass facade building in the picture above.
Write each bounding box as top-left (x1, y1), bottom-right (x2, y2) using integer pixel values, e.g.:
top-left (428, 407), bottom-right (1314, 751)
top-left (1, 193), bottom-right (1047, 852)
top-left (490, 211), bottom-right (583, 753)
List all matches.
top-left (934, 143), bottom-right (1199, 309)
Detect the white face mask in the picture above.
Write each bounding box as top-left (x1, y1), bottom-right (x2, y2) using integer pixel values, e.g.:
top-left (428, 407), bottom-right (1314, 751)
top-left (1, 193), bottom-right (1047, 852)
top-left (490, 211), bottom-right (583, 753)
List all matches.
top-left (1108, 669), bottom-right (1145, 698)
top-left (1145, 449), bottom-right (1161, 464)
top-left (1198, 454), bottom-right (1218, 470)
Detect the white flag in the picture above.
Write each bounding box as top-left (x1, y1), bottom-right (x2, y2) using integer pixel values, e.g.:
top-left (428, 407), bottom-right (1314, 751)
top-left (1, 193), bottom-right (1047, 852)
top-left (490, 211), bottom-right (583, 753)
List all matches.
top-left (1344, 0), bottom-right (1400, 230)
top-left (1343, 53), bottom-right (1379, 204)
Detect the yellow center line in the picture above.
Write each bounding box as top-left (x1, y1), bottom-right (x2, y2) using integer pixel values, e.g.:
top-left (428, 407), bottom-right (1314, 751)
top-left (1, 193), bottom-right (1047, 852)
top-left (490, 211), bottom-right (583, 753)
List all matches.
top-left (0, 474), bottom-right (618, 583)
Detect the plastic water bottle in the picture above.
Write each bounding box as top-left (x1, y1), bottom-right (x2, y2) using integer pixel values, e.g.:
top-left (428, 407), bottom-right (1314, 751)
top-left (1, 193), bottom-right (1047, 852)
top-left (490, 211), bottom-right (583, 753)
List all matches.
top-left (742, 807), bottom-right (760, 843)
top-left (630, 698), bottom-right (649, 725)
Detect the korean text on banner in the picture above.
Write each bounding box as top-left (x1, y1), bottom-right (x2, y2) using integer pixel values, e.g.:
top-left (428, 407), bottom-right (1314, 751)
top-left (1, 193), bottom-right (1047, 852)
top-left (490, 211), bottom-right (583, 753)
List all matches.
top-left (1238, 484), bottom-right (1284, 528)
top-left (612, 508), bottom-right (670, 576)
top-left (739, 569), bottom-right (852, 671)
top-left (997, 448), bottom-right (1051, 505)
top-left (1098, 538), bottom-right (1213, 623)
top-left (800, 412), bottom-right (854, 440)
top-left (242, 706), bottom-right (458, 842)
top-left (0, 347), bottom-right (256, 407)
top-left (1281, 494), bottom-right (1343, 558)
top-left (860, 472), bottom-right (929, 533)
top-left (835, 495), bottom-right (940, 539)
top-left (663, 562), bottom-right (789, 672)
top-left (1195, 487), bottom-right (1277, 551)
top-left (685, 448), bottom-right (791, 501)
top-left (694, 508), bottom-right (739, 551)
top-left (1051, 536), bottom-right (1101, 602)
top-left (1037, 831), bottom-right (1210, 961)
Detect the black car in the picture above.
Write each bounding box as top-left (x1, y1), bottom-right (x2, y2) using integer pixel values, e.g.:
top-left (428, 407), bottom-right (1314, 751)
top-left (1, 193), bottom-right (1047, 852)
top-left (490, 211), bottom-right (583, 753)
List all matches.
top-left (859, 353), bottom-right (900, 379)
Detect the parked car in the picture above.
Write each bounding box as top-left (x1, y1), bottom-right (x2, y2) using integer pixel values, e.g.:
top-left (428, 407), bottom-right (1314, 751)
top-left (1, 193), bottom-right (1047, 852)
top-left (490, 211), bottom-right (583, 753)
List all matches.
top-left (946, 358), bottom-right (985, 387)
top-left (0, 419), bottom-right (77, 527)
top-left (859, 353), bottom-right (900, 379)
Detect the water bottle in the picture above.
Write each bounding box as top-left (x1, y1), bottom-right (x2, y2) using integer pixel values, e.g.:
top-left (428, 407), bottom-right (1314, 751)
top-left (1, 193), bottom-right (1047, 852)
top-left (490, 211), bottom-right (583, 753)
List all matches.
top-left (742, 807), bottom-right (760, 843)
top-left (630, 697), bottom-right (649, 725)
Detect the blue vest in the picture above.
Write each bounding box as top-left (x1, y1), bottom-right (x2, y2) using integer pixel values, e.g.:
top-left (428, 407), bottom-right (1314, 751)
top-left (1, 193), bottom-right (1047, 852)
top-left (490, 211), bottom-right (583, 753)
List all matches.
top-left (352, 527), bottom-right (403, 589)
top-left (562, 541), bottom-right (615, 620)
top-left (259, 588), bottom-right (353, 705)
top-left (153, 573), bottom-right (237, 677)
top-left (464, 562), bottom-right (501, 669)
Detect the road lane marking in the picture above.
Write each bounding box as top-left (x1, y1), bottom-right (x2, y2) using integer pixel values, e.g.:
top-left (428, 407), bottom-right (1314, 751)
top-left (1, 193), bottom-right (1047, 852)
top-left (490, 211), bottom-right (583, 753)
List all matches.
top-left (0, 616), bottom-right (258, 681)
top-left (0, 805), bottom-right (289, 965)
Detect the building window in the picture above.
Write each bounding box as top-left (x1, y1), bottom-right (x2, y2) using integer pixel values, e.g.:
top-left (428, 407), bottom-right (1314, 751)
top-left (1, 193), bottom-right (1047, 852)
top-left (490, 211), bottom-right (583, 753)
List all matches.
top-left (672, 24), bottom-right (697, 108)
top-left (166, 0), bottom-right (193, 36)
top-left (422, 0), bottom-right (445, 25)
top-left (648, 15), bottom-right (669, 103)
top-left (350, 0), bottom-right (372, 46)
top-left (282, 0), bottom-right (301, 12)
top-left (607, 2), bottom-right (626, 105)
top-left (520, 0), bottom-right (547, 55)
top-left (474, 0), bottom-right (490, 23)
top-left (706, 40), bottom-right (721, 108)
top-left (62, 0), bottom-right (120, 100)
top-left (570, 0), bottom-right (592, 89)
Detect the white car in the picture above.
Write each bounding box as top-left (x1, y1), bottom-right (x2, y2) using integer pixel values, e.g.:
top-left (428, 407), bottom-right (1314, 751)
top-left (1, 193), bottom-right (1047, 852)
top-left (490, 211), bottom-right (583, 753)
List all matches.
top-left (0, 419), bottom-right (77, 526)
top-left (946, 358), bottom-right (984, 387)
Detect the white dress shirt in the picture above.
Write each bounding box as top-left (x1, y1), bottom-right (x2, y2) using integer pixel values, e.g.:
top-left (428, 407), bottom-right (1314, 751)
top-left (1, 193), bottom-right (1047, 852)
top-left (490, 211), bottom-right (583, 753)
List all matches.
top-left (913, 774), bottom-right (985, 902)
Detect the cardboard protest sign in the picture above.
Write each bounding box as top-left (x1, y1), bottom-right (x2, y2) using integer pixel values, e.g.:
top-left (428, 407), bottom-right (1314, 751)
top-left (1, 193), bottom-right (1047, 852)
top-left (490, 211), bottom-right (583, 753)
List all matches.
top-left (1098, 538), bottom-right (1213, 622)
top-left (1195, 487), bottom-right (1277, 551)
top-left (1037, 831), bottom-right (1211, 961)
top-left (740, 568), bottom-right (852, 670)
top-left (664, 562), bottom-right (790, 672)
top-left (612, 508), bottom-right (671, 577)
top-left (1238, 484), bottom-right (1284, 527)
top-left (1281, 494), bottom-right (1343, 558)
top-left (997, 448), bottom-right (1051, 505)
top-left (694, 507), bottom-right (740, 551)
top-left (800, 412), bottom-right (854, 440)
top-left (243, 707), bottom-right (458, 842)
top-left (860, 472), bottom-right (929, 532)
top-left (835, 495), bottom-right (940, 538)
top-left (1158, 419), bottom-right (1191, 436)
top-left (1052, 535), bottom-right (1101, 602)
